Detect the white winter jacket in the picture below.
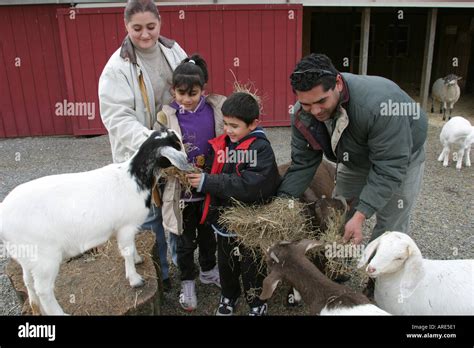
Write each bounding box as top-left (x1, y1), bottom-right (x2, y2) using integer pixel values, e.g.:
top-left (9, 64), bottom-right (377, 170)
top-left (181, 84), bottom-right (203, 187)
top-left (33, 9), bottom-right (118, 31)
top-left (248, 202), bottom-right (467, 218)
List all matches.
top-left (99, 36), bottom-right (187, 163)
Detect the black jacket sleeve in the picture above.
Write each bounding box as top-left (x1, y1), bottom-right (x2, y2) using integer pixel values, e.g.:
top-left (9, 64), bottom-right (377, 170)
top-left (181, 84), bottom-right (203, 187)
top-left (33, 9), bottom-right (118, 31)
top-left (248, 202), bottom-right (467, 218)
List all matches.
top-left (200, 139), bottom-right (280, 204)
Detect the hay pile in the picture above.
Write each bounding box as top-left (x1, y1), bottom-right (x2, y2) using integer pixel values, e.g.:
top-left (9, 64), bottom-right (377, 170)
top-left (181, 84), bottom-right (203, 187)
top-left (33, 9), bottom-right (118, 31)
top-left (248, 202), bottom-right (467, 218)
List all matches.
top-left (309, 207), bottom-right (369, 283)
top-left (309, 207), bottom-right (352, 280)
top-left (218, 197), bottom-right (313, 253)
top-left (157, 166), bottom-right (201, 196)
top-left (6, 231), bottom-right (161, 315)
top-left (219, 198), bottom-right (366, 282)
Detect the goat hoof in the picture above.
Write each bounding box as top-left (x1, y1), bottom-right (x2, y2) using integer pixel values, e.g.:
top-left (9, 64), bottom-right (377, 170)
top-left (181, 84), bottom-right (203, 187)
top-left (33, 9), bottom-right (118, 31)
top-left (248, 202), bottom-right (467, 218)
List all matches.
top-left (130, 275), bottom-right (145, 288)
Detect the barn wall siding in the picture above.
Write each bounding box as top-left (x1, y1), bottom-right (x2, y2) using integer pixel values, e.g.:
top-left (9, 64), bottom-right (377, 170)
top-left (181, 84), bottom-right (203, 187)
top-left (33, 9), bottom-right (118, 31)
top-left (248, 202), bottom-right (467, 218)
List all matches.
top-left (0, 4), bottom-right (71, 138)
top-left (1, 4), bottom-right (301, 138)
top-left (56, 5), bottom-right (302, 136)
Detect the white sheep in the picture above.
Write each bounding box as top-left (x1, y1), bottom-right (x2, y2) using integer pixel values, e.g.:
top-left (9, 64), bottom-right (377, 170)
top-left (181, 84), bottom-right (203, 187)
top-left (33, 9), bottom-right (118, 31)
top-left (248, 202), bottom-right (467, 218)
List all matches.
top-left (358, 231), bottom-right (474, 315)
top-left (431, 74), bottom-right (461, 121)
top-left (437, 116), bottom-right (474, 170)
top-left (260, 240), bottom-right (390, 315)
top-left (0, 129), bottom-right (191, 315)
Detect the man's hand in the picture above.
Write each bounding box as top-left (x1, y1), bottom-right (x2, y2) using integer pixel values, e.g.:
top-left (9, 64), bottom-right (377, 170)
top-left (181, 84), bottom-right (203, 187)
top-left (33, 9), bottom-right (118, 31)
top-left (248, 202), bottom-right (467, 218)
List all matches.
top-left (186, 173), bottom-right (202, 188)
top-left (343, 211), bottom-right (366, 245)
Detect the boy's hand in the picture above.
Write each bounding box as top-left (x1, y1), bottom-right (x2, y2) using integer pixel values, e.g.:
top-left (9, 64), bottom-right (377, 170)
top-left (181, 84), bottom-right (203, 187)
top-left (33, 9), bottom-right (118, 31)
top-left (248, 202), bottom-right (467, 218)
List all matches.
top-left (186, 173), bottom-right (202, 188)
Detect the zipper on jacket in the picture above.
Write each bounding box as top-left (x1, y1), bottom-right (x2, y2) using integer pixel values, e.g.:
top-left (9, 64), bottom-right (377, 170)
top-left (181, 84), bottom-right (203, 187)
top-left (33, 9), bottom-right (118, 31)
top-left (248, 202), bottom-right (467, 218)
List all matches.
top-left (136, 65), bottom-right (153, 129)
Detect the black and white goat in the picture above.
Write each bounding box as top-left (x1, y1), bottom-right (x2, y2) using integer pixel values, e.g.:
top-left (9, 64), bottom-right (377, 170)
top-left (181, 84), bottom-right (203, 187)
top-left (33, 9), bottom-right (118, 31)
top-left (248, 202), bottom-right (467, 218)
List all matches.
top-left (260, 240), bottom-right (390, 315)
top-left (0, 129), bottom-right (191, 315)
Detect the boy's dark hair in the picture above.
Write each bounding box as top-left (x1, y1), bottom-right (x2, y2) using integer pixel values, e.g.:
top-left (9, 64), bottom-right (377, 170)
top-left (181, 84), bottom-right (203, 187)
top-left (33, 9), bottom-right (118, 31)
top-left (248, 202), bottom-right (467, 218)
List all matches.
top-left (221, 92), bottom-right (259, 125)
top-left (290, 53), bottom-right (339, 93)
top-left (124, 0), bottom-right (160, 23)
top-left (172, 54), bottom-right (208, 94)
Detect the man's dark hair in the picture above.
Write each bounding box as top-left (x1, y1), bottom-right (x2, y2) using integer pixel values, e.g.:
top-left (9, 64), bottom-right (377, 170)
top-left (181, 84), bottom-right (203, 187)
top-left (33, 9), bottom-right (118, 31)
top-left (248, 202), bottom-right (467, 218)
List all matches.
top-left (221, 92), bottom-right (259, 125)
top-left (290, 53), bottom-right (339, 92)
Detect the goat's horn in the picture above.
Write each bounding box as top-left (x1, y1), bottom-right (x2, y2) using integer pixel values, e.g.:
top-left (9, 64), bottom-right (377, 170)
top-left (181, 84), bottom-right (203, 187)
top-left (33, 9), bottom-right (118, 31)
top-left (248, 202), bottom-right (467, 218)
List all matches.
top-left (270, 251), bottom-right (280, 263)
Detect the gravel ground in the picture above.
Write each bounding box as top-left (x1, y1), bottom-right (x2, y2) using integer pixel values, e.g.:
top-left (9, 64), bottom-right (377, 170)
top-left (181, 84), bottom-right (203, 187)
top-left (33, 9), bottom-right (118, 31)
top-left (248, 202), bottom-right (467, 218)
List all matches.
top-left (0, 116), bottom-right (472, 316)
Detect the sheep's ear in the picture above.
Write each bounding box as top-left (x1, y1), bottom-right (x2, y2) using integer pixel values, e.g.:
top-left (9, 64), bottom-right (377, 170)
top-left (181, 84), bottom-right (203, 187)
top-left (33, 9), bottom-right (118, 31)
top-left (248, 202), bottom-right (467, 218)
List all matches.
top-left (260, 271), bottom-right (282, 300)
top-left (457, 76), bottom-right (463, 80)
top-left (296, 239), bottom-right (323, 254)
top-left (158, 146), bottom-right (193, 171)
top-left (357, 235), bottom-right (382, 269)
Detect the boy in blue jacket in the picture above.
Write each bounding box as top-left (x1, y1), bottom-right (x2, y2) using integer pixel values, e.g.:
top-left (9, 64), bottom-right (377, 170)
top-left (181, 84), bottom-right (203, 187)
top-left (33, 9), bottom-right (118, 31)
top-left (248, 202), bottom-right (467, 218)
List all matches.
top-left (187, 92), bottom-right (280, 315)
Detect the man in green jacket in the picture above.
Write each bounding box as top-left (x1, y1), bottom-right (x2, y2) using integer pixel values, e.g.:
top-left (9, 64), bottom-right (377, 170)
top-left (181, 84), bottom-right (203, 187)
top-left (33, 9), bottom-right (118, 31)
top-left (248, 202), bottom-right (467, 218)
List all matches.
top-left (278, 53), bottom-right (427, 244)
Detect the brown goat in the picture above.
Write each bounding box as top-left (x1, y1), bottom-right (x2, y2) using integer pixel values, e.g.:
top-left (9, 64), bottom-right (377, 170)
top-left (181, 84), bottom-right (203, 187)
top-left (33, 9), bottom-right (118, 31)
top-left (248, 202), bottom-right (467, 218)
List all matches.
top-left (260, 240), bottom-right (389, 315)
top-left (278, 160), bottom-right (350, 276)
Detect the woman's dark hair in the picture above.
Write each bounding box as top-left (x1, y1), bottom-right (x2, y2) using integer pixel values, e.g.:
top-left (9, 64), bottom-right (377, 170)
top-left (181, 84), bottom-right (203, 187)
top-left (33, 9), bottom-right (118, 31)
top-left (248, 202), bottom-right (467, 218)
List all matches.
top-left (124, 0), bottom-right (160, 23)
top-left (290, 53), bottom-right (339, 92)
top-left (221, 92), bottom-right (259, 125)
top-left (172, 54), bottom-right (209, 94)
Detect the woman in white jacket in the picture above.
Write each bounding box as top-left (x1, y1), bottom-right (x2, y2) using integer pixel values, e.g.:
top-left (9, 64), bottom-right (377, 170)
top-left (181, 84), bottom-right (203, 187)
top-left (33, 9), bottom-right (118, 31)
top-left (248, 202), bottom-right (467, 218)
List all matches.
top-left (98, 0), bottom-right (187, 290)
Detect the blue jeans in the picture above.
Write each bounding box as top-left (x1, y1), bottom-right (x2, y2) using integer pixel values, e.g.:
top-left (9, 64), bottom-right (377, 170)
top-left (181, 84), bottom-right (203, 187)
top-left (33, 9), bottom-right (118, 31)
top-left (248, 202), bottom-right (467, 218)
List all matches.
top-left (141, 208), bottom-right (176, 280)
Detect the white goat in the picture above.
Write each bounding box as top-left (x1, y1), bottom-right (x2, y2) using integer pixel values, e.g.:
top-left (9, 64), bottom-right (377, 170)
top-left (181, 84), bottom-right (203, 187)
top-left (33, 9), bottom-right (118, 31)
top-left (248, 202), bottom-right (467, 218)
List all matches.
top-left (260, 240), bottom-right (390, 315)
top-left (0, 129), bottom-right (191, 315)
top-left (437, 116), bottom-right (474, 170)
top-left (431, 74), bottom-right (461, 121)
top-left (358, 231), bottom-right (474, 315)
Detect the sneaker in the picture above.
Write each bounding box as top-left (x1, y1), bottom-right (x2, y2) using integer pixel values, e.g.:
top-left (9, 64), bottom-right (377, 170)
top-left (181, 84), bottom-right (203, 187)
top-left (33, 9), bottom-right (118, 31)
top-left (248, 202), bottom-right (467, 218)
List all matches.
top-left (199, 265), bottom-right (221, 288)
top-left (216, 296), bottom-right (238, 316)
top-left (249, 303), bottom-right (268, 316)
top-left (179, 280), bottom-right (197, 312)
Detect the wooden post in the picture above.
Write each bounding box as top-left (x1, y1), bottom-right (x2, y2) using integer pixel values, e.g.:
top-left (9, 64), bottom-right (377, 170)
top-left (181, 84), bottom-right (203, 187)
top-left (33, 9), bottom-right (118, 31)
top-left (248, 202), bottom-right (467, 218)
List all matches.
top-left (420, 8), bottom-right (438, 111)
top-left (359, 8), bottom-right (370, 75)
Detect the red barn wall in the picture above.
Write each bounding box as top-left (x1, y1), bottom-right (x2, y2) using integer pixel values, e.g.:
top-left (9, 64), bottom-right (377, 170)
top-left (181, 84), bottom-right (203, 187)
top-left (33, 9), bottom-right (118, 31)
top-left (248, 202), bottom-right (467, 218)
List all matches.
top-left (0, 4), bottom-right (302, 138)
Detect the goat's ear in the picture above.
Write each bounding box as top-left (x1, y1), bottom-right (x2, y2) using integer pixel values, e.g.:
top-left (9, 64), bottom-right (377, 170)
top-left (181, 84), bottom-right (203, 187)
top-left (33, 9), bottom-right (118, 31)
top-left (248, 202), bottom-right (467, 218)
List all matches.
top-left (357, 234), bottom-right (384, 269)
top-left (296, 239), bottom-right (323, 254)
top-left (158, 146), bottom-right (193, 171)
top-left (260, 271), bottom-right (282, 300)
top-left (302, 188), bottom-right (318, 203)
top-left (400, 245), bottom-right (425, 298)
top-left (332, 195), bottom-right (348, 212)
